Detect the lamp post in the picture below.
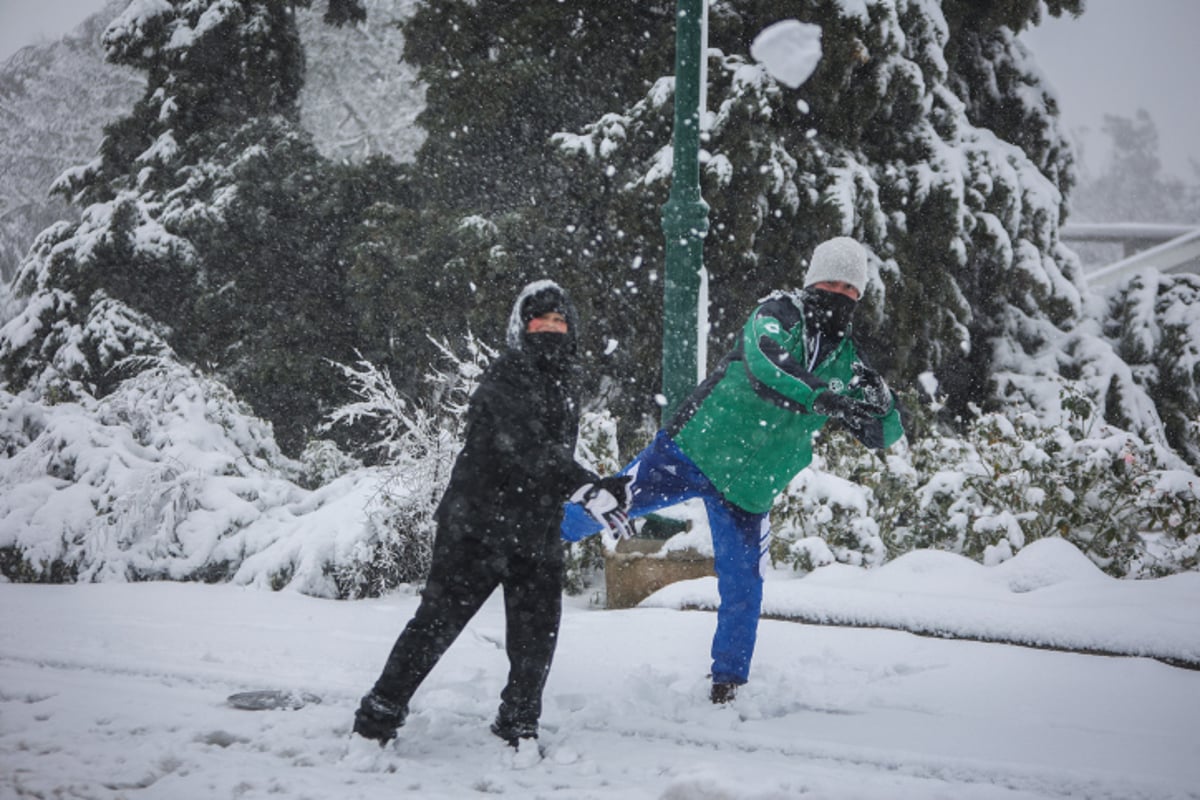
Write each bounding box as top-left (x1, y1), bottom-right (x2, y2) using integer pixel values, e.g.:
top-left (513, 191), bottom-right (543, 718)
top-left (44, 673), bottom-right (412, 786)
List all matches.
top-left (660, 0), bottom-right (709, 424)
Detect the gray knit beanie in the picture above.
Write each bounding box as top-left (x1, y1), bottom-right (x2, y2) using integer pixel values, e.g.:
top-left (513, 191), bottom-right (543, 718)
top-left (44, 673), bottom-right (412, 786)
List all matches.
top-left (803, 237), bottom-right (868, 295)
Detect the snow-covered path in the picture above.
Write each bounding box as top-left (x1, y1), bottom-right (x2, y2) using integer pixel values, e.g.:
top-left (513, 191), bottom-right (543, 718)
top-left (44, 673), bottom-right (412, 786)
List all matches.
top-left (2, 576), bottom-right (1198, 799)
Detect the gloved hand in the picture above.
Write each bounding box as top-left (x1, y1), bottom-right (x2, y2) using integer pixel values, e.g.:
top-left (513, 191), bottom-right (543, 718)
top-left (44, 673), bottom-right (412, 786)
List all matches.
top-left (571, 476), bottom-right (636, 540)
top-left (851, 362), bottom-right (892, 416)
top-left (812, 389), bottom-right (870, 422)
top-left (594, 474), bottom-right (633, 510)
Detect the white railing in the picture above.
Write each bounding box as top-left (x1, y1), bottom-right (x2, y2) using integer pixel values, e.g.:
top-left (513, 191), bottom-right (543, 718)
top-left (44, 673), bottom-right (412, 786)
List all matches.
top-left (1060, 223), bottom-right (1200, 289)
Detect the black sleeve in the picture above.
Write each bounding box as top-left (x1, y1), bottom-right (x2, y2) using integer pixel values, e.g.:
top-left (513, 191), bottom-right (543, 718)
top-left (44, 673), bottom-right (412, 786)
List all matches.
top-left (741, 296), bottom-right (828, 411)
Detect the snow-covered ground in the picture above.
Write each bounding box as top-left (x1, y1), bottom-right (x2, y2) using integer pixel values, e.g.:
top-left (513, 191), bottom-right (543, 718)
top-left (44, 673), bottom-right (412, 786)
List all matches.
top-left (2, 540), bottom-right (1199, 800)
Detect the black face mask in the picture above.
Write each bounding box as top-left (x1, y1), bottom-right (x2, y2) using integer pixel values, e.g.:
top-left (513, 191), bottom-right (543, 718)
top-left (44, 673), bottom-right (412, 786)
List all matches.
top-left (803, 288), bottom-right (857, 342)
top-left (521, 330), bottom-right (575, 371)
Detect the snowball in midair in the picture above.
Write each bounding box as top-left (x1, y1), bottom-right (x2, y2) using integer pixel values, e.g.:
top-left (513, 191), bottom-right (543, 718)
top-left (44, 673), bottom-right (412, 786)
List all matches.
top-left (750, 20), bottom-right (822, 89)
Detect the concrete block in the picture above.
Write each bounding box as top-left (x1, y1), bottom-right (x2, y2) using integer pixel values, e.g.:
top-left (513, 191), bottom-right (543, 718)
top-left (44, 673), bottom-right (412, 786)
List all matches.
top-left (604, 538), bottom-right (714, 609)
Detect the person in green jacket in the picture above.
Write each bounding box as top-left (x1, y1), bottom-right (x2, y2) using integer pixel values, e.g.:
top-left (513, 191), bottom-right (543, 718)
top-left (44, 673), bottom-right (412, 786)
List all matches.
top-left (562, 236), bottom-right (904, 703)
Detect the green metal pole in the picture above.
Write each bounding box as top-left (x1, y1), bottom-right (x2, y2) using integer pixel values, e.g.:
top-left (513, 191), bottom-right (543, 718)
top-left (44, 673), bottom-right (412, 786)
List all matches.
top-left (661, 0), bottom-right (710, 425)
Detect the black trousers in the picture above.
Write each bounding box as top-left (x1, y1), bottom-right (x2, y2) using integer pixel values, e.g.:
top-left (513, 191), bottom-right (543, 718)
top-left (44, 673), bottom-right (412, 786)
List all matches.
top-left (370, 532), bottom-right (563, 729)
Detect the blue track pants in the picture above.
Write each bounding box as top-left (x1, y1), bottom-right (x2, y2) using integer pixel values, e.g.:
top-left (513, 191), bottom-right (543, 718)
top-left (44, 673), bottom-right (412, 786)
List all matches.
top-left (562, 432), bottom-right (769, 684)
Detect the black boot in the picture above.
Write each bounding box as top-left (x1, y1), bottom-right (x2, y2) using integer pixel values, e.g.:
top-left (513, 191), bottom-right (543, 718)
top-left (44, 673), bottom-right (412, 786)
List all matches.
top-left (353, 691), bottom-right (407, 746)
top-left (490, 716), bottom-right (538, 747)
top-left (710, 682), bottom-right (738, 704)
top-left (491, 715), bottom-right (543, 765)
top-left (491, 694), bottom-right (542, 746)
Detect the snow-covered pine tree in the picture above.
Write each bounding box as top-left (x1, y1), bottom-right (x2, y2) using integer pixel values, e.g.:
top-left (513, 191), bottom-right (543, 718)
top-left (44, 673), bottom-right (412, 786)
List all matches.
top-left (0, 0), bottom-right (425, 285)
top-left (1, 0), bottom-right (410, 454)
top-left (0, 0), bottom-right (141, 282)
top-left (1104, 272), bottom-right (1200, 466)
top-left (554, 0), bottom-right (1093, 427)
top-left (0, 0), bottom-right (316, 585)
top-left (68, 0), bottom-right (307, 205)
top-left (391, 1), bottom-right (1103, 437)
top-left (3, 0), bottom-right (301, 397)
top-left (405, 0), bottom-right (1198, 464)
top-left (401, 1), bottom-right (677, 214)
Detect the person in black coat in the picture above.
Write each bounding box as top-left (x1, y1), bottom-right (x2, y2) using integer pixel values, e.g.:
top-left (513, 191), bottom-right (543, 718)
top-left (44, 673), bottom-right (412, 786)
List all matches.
top-left (352, 280), bottom-right (631, 751)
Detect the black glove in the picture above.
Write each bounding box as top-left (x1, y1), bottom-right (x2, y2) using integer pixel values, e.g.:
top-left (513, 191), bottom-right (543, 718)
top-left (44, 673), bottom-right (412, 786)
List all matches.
top-left (812, 389), bottom-right (870, 422)
top-left (851, 362), bottom-right (892, 416)
top-left (571, 476), bottom-right (636, 541)
top-left (815, 387), bottom-right (889, 449)
top-left (594, 474), bottom-right (633, 510)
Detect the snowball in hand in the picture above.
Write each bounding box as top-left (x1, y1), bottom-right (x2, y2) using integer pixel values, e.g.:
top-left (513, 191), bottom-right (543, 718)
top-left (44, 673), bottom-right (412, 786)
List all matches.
top-left (750, 20), bottom-right (823, 89)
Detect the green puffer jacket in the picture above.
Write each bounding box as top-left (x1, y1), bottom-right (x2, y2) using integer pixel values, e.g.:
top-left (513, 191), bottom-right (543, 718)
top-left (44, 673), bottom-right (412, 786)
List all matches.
top-left (667, 292), bottom-right (904, 514)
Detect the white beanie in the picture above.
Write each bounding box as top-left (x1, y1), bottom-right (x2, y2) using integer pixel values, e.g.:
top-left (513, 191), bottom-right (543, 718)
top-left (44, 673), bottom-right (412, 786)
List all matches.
top-left (803, 236), bottom-right (868, 295)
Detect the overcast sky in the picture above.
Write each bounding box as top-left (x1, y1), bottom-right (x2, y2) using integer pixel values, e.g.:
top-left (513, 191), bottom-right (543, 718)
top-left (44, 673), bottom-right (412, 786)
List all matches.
top-left (0, 0), bottom-right (106, 63)
top-left (1021, 0), bottom-right (1200, 182)
top-left (1, 0), bottom-right (1197, 182)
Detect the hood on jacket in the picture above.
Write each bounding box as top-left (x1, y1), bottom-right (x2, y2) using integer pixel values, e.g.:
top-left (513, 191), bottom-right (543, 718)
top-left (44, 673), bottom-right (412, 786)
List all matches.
top-left (505, 280), bottom-right (580, 355)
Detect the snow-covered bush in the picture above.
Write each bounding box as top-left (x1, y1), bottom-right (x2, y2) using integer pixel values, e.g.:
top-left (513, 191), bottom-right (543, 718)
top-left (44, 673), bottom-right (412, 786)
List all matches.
top-left (902, 386), bottom-right (1199, 576)
top-left (769, 383), bottom-right (1200, 578)
top-left (769, 438), bottom-right (905, 572)
top-left (319, 334), bottom-right (493, 597)
top-left (0, 356), bottom-right (305, 584)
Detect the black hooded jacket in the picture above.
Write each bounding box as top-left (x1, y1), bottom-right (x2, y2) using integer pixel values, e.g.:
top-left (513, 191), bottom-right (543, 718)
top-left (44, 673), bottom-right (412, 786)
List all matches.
top-left (434, 281), bottom-right (597, 561)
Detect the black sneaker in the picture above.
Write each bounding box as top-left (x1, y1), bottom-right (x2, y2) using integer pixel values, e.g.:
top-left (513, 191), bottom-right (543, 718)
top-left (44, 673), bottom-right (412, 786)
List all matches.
top-left (710, 682), bottom-right (738, 704)
top-left (353, 691), bottom-right (407, 746)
